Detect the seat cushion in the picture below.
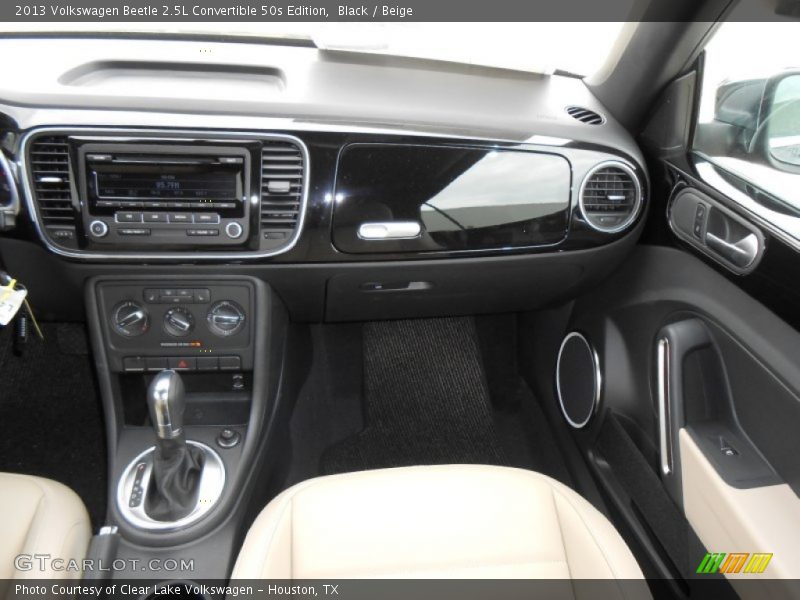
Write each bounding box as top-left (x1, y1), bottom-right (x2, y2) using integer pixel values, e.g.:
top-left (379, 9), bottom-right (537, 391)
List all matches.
top-left (0, 473), bottom-right (91, 579)
top-left (232, 465), bottom-right (646, 579)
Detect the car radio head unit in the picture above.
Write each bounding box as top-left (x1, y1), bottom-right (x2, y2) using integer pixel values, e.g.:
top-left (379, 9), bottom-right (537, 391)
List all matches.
top-left (88, 154), bottom-right (243, 212)
top-left (77, 141), bottom-right (254, 248)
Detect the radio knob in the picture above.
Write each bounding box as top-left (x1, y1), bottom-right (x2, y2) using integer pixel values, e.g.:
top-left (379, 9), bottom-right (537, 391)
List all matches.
top-left (112, 301), bottom-right (149, 337)
top-left (89, 220), bottom-right (109, 238)
top-left (225, 222), bottom-right (243, 239)
top-left (207, 301), bottom-right (246, 337)
top-left (164, 307), bottom-right (195, 337)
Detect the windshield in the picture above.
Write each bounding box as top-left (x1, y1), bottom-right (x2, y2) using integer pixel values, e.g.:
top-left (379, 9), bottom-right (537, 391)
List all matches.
top-left (0, 22), bottom-right (626, 76)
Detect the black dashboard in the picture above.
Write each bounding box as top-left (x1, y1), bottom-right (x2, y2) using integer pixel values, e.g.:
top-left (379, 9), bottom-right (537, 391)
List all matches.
top-left (0, 35), bottom-right (649, 323)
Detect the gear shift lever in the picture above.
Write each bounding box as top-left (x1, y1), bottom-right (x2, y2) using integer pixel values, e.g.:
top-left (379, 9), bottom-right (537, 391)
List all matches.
top-left (145, 370), bottom-right (204, 521)
top-left (148, 370), bottom-right (186, 440)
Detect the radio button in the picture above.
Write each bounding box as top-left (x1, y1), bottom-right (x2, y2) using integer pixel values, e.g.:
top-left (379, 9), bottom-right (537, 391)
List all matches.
top-left (215, 202), bottom-right (237, 210)
top-left (89, 220), bottom-right (109, 238)
top-left (194, 213), bottom-right (220, 224)
top-left (225, 222), bottom-right (244, 239)
top-left (116, 211), bottom-right (143, 223)
top-left (144, 212), bottom-right (167, 223)
top-left (118, 228), bottom-right (151, 236)
top-left (168, 213), bottom-right (192, 224)
top-left (120, 201), bottom-right (143, 209)
top-left (144, 201), bottom-right (169, 209)
top-left (187, 228), bottom-right (219, 236)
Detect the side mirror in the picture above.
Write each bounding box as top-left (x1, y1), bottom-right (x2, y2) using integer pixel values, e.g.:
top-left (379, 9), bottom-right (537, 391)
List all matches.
top-left (749, 69), bottom-right (800, 173)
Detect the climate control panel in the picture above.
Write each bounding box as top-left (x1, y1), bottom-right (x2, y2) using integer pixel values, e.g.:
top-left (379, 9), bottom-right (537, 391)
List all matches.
top-left (95, 280), bottom-right (255, 373)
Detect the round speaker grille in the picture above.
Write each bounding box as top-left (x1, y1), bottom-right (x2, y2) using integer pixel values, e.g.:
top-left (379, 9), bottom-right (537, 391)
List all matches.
top-left (556, 332), bottom-right (601, 428)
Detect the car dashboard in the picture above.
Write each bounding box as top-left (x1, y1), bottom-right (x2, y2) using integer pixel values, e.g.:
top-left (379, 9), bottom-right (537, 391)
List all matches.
top-left (0, 34), bottom-right (648, 325)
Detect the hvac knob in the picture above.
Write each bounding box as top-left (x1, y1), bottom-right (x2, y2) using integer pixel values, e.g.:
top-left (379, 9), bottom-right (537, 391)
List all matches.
top-left (207, 300), bottom-right (246, 337)
top-left (164, 307), bottom-right (195, 337)
top-left (112, 301), bottom-right (149, 337)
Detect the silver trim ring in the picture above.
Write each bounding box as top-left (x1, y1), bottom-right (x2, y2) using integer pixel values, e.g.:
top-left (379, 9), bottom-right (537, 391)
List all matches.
top-left (0, 150), bottom-right (20, 214)
top-left (578, 160), bottom-right (643, 234)
top-left (18, 127), bottom-right (310, 262)
top-left (656, 337), bottom-right (673, 476)
top-left (556, 331), bottom-right (601, 429)
top-left (116, 441), bottom-right (225, 532)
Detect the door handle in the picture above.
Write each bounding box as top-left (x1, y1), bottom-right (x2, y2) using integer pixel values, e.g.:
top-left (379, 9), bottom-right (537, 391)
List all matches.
top-left (656, 318), bottom-right (713, 506)
top-left (358, 221), bottom-right (422, 240)
top-left (705, 231), bottom-right (759, 269)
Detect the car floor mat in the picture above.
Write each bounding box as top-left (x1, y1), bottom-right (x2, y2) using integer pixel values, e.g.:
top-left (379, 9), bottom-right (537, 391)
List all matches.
top-left (321, 317), bottom-right (505, 473)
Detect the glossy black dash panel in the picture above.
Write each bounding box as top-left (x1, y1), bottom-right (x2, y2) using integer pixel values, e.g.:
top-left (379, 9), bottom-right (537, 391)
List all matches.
top-left (332, 144), bottom-right (571, 254)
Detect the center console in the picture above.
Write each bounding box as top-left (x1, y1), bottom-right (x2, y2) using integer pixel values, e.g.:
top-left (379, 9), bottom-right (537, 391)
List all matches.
top-left (84, 274), bottom-right (294, 578)
top-left (95, 281), bottom-right (254, 374)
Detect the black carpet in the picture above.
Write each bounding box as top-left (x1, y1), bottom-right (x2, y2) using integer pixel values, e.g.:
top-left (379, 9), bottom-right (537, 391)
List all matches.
top-left (0, 322), bottom-right (107, 529)
top-left (477, 314), bottom-right (573, 485)
top-left (492, 383), bottom-right (573, 486)
top-left (286, 323), bottom-right (365, 487)
top-left (321, 317), bottom-right (505, 473)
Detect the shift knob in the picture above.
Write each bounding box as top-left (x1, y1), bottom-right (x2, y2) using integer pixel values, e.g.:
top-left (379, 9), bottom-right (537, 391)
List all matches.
top-left (147, 370), bottom-right (186, 440)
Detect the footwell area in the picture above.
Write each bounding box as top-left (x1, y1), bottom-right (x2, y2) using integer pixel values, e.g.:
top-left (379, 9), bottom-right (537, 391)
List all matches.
top-left (290, 315), bottom-right (573, 487)
top-left (0, 323), bottom-right (107, 529)
top-left (321, 317), bottom-right (505, 473)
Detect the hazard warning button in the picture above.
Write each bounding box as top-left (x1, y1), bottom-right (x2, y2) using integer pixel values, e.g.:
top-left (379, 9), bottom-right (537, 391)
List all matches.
top-left (167, 357), bottom-right (196, 371)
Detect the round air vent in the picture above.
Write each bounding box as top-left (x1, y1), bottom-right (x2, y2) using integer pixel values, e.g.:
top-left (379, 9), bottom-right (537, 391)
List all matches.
top-left (556, 332), bottom-right (601, 429)
top-left (566, 105), bottom-right (604, 125)
top-left (579, 161), bottom-right (642, 233)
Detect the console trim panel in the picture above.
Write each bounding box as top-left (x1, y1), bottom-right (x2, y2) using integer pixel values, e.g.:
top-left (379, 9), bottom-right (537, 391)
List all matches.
top-left (116, 441), bottom-right (226, 532)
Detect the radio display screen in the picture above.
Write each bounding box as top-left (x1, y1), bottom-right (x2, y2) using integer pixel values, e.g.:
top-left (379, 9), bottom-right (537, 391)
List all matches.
top-left (92, 163), bottom-right (240, 202)
top-left (84, 150), bottom-right (247, 219)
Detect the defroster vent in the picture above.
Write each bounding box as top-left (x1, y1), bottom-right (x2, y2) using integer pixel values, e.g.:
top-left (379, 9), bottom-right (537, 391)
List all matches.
top-left (566, 106), bottom-right (604, 125)
top-left (579, 162), bottom-right (642, 233)
top-left (260, 140), bottom-right (304, 244)
top-left (29, 135), bottom-right (78, 245)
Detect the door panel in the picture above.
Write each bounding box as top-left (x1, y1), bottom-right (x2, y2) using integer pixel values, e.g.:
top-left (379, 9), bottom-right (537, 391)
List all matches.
top-left (681, 430), bottom-right (800, 589)
top-left (558, 244), bottom-right (800, 590)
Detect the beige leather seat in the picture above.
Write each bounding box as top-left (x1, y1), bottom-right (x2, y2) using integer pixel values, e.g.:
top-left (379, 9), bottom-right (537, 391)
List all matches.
top-left (0, 473), bottom-right (91, 579)
top-left (232, 465), bottom-right (646, 580)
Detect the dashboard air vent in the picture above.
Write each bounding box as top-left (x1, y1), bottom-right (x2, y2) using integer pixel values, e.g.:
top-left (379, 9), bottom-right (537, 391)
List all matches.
top-left (260, 140), bottom-right (304, 238)
top-left (566, 106), bottom-right (604, 125)
top-left (29, 136), bottom-right (78, 240)
top-left (579, 162), bottom-right (642, 233)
